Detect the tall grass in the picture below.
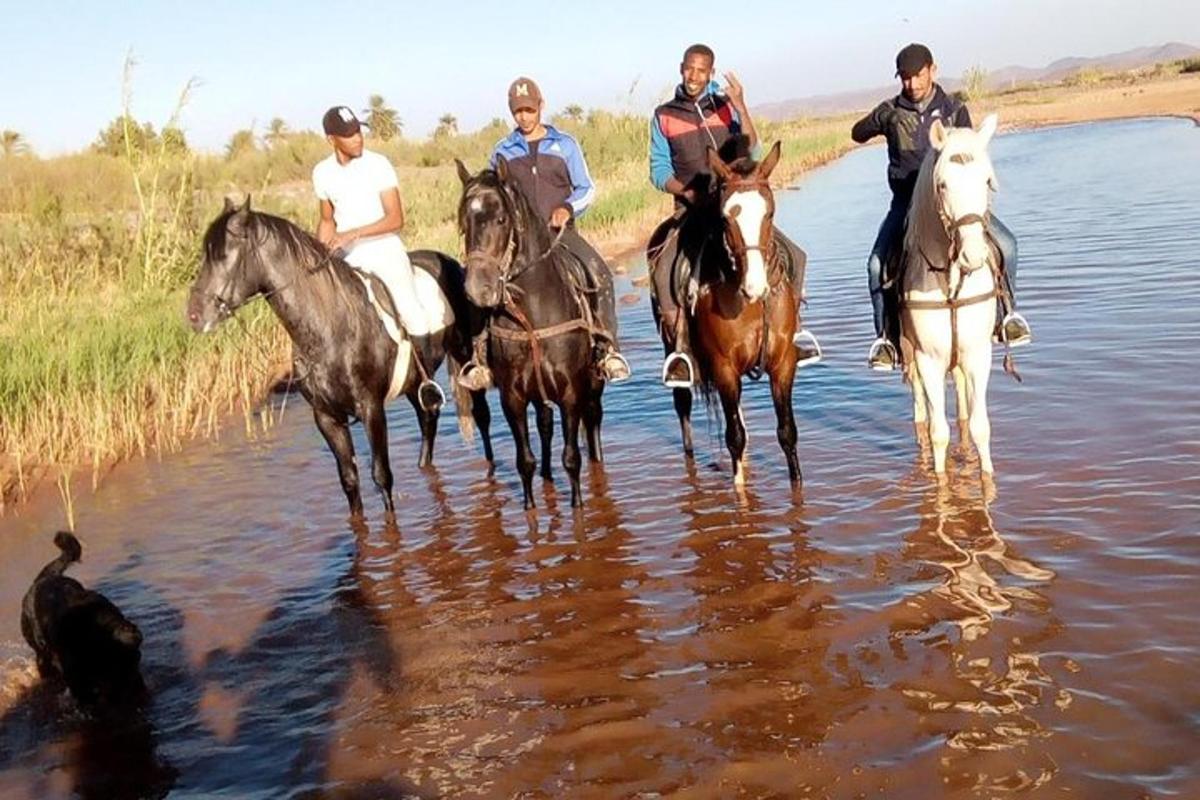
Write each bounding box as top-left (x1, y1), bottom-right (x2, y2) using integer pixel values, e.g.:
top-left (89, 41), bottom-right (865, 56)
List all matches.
top-left (0, 80), bottom-right (855, 507)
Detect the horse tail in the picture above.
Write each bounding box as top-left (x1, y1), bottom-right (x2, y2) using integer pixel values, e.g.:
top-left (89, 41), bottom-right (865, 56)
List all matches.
top-left (447, 350), bottom-right (476, 445)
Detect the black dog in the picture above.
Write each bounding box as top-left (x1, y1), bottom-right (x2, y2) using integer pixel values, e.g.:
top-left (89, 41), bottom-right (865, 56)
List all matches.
top-left (20, 531), bottom-right (145, 707)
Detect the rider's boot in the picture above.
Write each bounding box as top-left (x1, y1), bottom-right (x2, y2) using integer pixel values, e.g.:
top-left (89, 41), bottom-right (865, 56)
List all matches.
top-left (661, 308), bottom-right (696, 389)
top-left (994, 271), bottom-right (1032, 347)
top-left (793, 327), bottom-right (823, 367)
top-left (457, 331), bottom-right (493, 392)
top-left (867, 337), bottom-right (899, 371)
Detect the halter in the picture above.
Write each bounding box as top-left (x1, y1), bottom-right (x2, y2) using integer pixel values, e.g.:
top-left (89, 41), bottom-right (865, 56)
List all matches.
top-left (460, 180), bottom-right (564, 294)
top-left (924, 157), bottom-right (993, 274)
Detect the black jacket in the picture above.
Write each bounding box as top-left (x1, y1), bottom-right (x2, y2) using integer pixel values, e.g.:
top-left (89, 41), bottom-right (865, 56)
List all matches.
top-left (852, 84), bottom-right (972, 206)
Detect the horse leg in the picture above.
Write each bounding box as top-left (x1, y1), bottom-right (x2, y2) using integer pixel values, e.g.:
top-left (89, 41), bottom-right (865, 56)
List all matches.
top-left (769, 357), bottom-right (802, 487)
top-left (472, 390), bottom-right (496, 474)
top-left (914, 352), bottom-right (950, 475)
top-left (906, 363), bottom-right (931, 450)
top-left (713, 364), bottom-right (748, 486)
top-left (561, 400), bottom-right (584, 508)
top-left (362, 399), bottom-right (396, 513)
top-left (500, 393), bottom-right (537, 509)
top-left (952, 364), bottom-right (970, 444)
top-left (674, 387), bottom-right (695, 460)
top-left (963, 351), bottom-right (994, 474)
top-left (406, 390), bottom-right (438, 469)
top-left (536, 402), bottom-right (554, 481)
top-left (312, 407), bottom-right (364, 516)
top-left (584, 391), bottom-right (604, 463)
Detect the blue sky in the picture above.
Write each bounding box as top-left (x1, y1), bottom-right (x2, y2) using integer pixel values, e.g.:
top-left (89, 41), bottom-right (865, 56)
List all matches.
top-left (4, 0), bottom-right (1196, 154)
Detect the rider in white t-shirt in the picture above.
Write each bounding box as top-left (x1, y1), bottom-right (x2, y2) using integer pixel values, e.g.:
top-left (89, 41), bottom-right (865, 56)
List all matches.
top-left (313, 105), bottom-right (425, 333)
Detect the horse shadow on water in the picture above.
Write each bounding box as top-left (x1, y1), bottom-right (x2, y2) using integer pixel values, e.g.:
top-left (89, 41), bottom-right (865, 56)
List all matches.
top-left (187, 198), bottom-right (496, 519)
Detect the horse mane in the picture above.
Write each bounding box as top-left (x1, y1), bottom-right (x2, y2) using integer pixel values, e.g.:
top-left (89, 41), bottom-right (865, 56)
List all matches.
top-left (904, 146), bottom-right (948, 259)
top-left (204, 206), bottom-right (372, 324)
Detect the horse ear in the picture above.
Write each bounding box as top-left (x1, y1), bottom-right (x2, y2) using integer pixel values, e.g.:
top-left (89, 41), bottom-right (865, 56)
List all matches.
top-left (495, 156), bottom-right (511, 184)
top-left (978, 113), bottom-right (998, 146)
top-left (758, 141), bottom-right (783, 180)
top-left (228, 196), bottom-right (252, 236)
top-left (223, 196), bottom-right (236, 213)
top-left (929, 119), bottom-right (948, 151)
top-left (241, 194), bottom-right (252, 211)
top-left (707, 146), bottom-right (732, 183)
top-left (455, 158), bottom-right (472, 186)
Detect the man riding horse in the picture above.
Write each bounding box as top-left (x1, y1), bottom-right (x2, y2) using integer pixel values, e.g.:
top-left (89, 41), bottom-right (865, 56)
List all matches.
top-left (853, 43), bottom-right (1032, 371)
top-left (648, 43), bottom-right (821, 388)
top-left (313, 106), bottom-right (429, 338)
top-left (457, 76), bottom-right (632, 391)
top-left (648, 43), bottom-right (825, 388)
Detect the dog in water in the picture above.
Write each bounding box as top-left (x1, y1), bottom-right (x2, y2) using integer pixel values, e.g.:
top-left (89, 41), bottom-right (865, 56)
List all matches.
top-left (20, 531), bottom-right (145, 707)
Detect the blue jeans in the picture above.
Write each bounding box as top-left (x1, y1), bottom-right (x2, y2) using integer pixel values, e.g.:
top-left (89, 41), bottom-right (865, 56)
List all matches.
top-left (866, 207), bottom-right (1018, 337)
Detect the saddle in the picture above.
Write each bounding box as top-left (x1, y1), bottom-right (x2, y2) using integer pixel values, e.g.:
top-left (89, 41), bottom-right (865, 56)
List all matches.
top-left (648, 212), bottom-right (802, 315)
top-left (352, 258), bottom-right (452, 402)
top-left (880, 230), bottom-right (1006, 349)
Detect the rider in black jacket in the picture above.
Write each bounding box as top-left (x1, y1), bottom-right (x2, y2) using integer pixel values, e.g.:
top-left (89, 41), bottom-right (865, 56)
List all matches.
top-left (853, 43), bottom-right (1032, 371)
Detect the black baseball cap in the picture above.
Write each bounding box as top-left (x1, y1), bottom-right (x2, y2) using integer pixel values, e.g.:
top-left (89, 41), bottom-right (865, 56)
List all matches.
top-left (322, 106), bottom-right (365, 137)
top-left (895, 43), bottom-right (934, 77)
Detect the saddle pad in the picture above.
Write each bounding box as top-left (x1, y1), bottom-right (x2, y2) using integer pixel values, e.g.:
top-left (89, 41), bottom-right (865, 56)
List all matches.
top-left (354, 269), bottom-right (453, 402)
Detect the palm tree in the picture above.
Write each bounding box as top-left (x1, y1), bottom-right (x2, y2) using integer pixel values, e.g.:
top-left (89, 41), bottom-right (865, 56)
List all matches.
top-left (562, 104), bottom-right (584, 123)
top-left (434, 113), bottom-right (458, 139)
top-left (1, 129), bottom-right (30, 157)
top-left (265, 117), bottom-right (289, 149)
top-left (363, 95), bottom-right (401, 141)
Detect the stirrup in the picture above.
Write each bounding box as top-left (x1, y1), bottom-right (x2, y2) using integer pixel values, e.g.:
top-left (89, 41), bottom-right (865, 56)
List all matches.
top-left (792, 328), bottom-right (823, 368)
top-left (458, 362), bottom-right (492, 392)
top-left (999, 311), bottom-right (1032, 348)
top-left (867, 338), bottom-right (898, 372)
top-left (602, 351), bottom-right (632, 384)
top-left (662, 351), bottom-right (696, 389)
top-left (418, 379), bottom-right (446, 412)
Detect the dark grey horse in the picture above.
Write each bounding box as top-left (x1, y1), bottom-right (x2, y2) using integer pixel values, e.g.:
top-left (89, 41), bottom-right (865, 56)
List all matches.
top-left (455, 160), bottom-right (606, 509)
top-left (186, 198), bottom-right (493, 516)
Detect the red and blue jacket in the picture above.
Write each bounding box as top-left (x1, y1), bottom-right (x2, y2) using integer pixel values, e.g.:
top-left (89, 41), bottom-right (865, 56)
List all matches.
top-left (491, 125), bottom-right (595, 224)
top-left (650, 81), bottom-right (743, 192)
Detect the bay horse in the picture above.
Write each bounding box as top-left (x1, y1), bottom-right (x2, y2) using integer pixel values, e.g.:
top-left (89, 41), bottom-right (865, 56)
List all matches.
top-left (899, 114), bottom-right (1003, 475)
top-left (454, 158), bottom-right (606, 509)
top-left (652, 142), bottom-right (803, 487)
top-left (186, 197), bottom-right (494, 516)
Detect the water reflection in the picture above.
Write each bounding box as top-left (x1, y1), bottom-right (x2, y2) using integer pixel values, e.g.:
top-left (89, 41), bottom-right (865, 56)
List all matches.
top-left (891, 471), bottom-right (1060, 793)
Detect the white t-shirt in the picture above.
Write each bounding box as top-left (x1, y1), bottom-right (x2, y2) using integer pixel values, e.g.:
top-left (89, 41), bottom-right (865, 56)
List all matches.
top-left (312, 149), bottom-right (407, 270)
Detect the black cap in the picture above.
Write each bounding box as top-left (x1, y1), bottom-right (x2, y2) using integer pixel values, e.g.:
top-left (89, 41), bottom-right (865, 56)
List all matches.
top-left (895, 43), bottom-right (934, 77)
top-left (322, 106), bottom-right (364, 137)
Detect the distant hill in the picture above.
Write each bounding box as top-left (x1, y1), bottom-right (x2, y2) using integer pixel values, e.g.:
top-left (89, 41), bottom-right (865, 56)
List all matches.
top-left (754, 42), bottom-right (1200, 121)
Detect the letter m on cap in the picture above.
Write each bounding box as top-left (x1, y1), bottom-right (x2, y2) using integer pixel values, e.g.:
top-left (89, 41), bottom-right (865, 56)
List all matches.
top-left (515, 83), bottom-right (529, 97)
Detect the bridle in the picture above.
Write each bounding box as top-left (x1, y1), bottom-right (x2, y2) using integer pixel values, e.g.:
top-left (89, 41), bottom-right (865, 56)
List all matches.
top-left (924, 151), bottom-right (992, 273)
top-left (719, 178), bottom-right (776, 273)
top-left (459, 180), bottom-right (563, 298)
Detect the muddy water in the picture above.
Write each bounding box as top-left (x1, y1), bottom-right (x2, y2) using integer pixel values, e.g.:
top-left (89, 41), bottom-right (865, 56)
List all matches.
top-left (2, 118), bottom-right (1198, 798)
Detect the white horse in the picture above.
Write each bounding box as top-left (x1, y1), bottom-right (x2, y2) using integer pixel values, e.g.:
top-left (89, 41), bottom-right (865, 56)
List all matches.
top-left (900, 113), bottom-right (1002, 475)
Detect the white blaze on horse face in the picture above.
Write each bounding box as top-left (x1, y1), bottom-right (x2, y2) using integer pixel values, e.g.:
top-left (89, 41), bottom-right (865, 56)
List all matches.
top-left (725, 189), bottom-right (769, 300)
top-left (937, 131), bottom-right (995, 270)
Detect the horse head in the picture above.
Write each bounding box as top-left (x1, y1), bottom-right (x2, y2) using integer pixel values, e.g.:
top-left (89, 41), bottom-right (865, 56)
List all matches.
top-left (928, 114), bottom-right (999, 273)
top-left (707, 141), bottom-right (782, 302)
top-left (455, 158), bottom-right (525, 309)
top-left (187, 196), bottom-right (262, 332)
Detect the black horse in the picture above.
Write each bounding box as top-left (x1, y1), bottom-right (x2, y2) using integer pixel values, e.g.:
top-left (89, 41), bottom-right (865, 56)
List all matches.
top-left (455, 159), bottom-right (606, 509)
top-left (186, 197), bottom-right (494, 516)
